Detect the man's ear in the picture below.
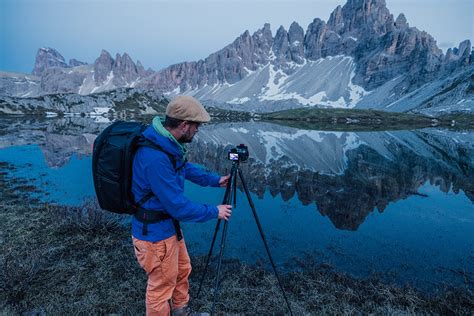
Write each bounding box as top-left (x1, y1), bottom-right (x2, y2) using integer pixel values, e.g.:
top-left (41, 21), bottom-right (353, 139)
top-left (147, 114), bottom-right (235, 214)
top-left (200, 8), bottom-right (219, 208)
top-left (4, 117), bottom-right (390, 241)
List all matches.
top-left (179, 121), bottom-right (188, 129)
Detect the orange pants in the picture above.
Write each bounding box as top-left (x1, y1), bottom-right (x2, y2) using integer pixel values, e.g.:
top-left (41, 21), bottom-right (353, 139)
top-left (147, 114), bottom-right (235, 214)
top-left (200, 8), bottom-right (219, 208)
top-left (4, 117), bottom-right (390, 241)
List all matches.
top-left (133, 235), bottom-right (192, 316)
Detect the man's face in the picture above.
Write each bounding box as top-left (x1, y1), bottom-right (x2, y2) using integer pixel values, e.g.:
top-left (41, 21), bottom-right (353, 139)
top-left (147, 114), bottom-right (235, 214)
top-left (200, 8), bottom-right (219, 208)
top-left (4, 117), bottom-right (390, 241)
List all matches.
top-left (178, 121), bottom-right (201, 143)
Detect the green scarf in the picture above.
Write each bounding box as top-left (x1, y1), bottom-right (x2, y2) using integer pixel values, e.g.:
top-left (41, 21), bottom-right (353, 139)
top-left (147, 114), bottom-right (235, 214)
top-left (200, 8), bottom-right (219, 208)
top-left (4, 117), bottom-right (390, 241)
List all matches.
top-left (152, 116), bottom-right (187, 159)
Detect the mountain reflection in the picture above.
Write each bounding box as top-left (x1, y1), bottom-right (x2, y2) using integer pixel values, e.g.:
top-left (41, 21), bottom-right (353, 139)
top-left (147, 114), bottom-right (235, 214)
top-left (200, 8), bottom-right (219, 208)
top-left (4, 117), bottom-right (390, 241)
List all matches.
top-left (188, 122), bottom-right (474, 230)
top-left (1, 117), bottom-right (472, 231)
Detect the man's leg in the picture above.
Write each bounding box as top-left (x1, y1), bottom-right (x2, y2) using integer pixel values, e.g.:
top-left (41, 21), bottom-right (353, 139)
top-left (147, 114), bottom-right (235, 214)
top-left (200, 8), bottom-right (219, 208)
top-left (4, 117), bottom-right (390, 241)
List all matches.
top-left (133, 235), bottom-right (180, 316)
top-left (171, 238), bottom-right (192, 310)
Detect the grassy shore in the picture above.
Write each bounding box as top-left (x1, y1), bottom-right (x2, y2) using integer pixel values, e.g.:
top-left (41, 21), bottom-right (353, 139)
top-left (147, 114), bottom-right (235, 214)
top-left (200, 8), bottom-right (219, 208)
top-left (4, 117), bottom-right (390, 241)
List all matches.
top-left (259, 108), bottom-right (474, 130)
top-left (1, 168), bottom-right (473, 315)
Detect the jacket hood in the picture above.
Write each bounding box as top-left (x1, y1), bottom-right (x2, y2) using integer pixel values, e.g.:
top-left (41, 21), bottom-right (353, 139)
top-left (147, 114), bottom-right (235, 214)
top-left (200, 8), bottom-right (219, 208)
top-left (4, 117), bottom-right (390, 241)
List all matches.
top-left (142, 125), bottom-right (183, 160)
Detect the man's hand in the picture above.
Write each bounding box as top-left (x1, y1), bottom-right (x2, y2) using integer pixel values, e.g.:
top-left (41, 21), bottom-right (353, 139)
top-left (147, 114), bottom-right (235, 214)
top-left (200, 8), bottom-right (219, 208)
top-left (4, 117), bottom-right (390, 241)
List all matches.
top-left (219, 175), bottom-right (231, 187)
top-left (217, 204), bottom-right (232, 221)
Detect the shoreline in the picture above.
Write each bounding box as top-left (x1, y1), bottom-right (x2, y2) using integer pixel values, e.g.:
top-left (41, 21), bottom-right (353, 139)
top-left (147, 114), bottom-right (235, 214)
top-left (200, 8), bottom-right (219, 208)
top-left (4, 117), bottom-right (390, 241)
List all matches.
top-left (1, 167), bottom-right (473, 315)
top-left (1, 107), bottom-right (473, 131)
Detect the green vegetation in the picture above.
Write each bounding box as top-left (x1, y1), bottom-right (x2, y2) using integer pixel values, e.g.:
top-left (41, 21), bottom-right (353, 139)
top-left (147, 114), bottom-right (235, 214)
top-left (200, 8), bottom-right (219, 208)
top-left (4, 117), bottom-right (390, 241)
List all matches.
top-left (1, 165), bottom-right (473, 315)
top-left (259, 107), bottom-right (473, 130)
top-left (206, 106), bottom-right (252, 121)
top-left (438, 112), bottom-right (474, 127)
top-left (261, 107), bottom-right (433, 124)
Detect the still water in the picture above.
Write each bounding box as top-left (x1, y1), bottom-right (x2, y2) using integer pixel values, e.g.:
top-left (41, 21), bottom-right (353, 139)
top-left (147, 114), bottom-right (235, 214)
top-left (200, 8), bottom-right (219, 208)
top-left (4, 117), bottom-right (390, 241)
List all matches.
top-left (0, 117), bottom-right (473, 291)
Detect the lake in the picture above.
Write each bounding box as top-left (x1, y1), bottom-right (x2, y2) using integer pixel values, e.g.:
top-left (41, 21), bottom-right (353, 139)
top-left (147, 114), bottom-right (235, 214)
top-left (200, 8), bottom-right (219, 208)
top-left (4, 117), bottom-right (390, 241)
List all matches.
top-left (0, 116), bottom-right (473, 292)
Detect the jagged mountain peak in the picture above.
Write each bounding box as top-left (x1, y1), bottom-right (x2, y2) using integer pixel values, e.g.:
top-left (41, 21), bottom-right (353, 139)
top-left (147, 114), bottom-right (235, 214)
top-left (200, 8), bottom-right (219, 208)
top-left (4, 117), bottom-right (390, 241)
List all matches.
top-left (94, 50), bottom-right (115, 85)
top-left (113, 52), bottom-right (139, 84)
top-left (98, 49), bottom-right (113, 59)
top-left (252, 23), bottom-right (273, 45)
top-left (69, 58), bottom-right (87, 67)
top-left (38, 47), bottom-right (59, 54)
top-left (328, 5), bottom-right (343, 33)
top-left (289, 21), bottom-right (302, 29)
top-left (339, 0), bottom-right (394, 36)
top-left (276, 25), bottom-right (286, 33)
top-left (32, 47), bottom-right (68, 76)
top-left (395, 13), bottom-right (408, 29)
top-left (258, 23), bottom-right (272, 33)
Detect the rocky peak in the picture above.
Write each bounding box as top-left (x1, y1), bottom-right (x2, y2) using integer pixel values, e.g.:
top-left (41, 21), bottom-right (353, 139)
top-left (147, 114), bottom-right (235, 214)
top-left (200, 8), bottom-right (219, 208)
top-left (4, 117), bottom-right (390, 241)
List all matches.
top-left (254, 23), bottom-right (273, 43)
top-left (69, 59), bottom-right (87, 67)
top-left (113, 52), bottom-right (139, 83)
top-left (445, 40), bottom-right (472, 66)
top-left (94, 50), bottom-right (114, 85)
top-left (328, 5), bottom-right (344, 33)
top-left (288, 22), bottom-right (305, 64)
top-left (136, 60), bottom-right (146, 76)
top-left (395, 13), bottom-right (408, 29)
top-left (272, 26), bottom-right (290, 62)
top-left (32, 47), bottom-right (68, 76)
top-left (252, 23), bottom-right (274, 64)
top-left (304, 18), bottom-right (327, 60)
top-left (457, 40), bottom-right (472, 62)
top-left (239, 30), bottom-right (252, 45)
top-left (340, 0), bottom-right (394, 36)
top-left (229, 30), bottom-right (252, 66)
top-left (271, 23), bottom-right (305, 65)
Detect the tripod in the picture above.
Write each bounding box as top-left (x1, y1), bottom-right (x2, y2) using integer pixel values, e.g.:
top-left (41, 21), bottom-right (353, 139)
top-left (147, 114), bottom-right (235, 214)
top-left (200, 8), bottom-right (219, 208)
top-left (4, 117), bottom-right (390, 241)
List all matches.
top-left (196, 159), bottom-right (293, 315)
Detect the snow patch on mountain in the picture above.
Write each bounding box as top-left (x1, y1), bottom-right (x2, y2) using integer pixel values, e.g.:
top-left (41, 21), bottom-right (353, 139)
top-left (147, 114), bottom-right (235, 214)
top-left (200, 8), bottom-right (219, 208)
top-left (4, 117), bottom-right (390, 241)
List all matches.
top-left (178, 56), bottom-right (368, 111)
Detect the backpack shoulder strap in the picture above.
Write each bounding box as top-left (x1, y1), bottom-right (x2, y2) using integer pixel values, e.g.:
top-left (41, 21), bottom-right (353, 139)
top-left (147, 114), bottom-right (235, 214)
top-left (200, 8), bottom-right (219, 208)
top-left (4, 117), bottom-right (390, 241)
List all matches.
top-left (136, 137), bottom-right (178, 170)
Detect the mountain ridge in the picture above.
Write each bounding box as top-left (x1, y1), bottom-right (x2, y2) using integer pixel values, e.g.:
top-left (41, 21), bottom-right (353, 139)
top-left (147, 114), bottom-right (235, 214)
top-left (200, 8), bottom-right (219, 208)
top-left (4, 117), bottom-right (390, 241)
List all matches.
top-left (0, 0), bottom-right (472, 114)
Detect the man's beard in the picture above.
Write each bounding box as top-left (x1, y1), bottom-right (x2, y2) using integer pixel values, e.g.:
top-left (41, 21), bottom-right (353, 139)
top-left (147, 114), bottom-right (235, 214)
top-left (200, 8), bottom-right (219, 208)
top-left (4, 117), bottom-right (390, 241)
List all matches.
top-left (178, 132), bottom-right (194, 143)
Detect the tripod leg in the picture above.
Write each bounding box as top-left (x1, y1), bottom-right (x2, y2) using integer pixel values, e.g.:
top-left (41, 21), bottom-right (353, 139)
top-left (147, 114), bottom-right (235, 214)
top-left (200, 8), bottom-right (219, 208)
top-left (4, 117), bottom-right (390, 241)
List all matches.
top-left (196, 218), bottom-right (221, 300)
top-left (210, 164), bottom-right (237, 315)
top-left (238, 168), bottom-right (293, 316)
top-left (233, 171), bottom-right (237, 206)
top-left (211, 220), bottom-right (229, 315)
top-left (196, 166), bottom-right (235, 300)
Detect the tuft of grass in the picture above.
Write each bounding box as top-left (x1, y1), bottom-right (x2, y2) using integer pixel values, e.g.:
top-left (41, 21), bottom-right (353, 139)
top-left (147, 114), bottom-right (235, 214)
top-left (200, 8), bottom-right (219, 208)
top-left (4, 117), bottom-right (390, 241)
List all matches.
top-left (55, 199), bottom-right (125, 234)
top-left (0, 242), bottom-right (54, 306)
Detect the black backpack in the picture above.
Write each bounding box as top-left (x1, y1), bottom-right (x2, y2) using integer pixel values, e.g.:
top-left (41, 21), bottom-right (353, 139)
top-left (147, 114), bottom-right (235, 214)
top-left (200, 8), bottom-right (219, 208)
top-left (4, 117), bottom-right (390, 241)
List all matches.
top-left (92, 121), bottom-right (150, 213)
top-left (92, 120), bottom-right (184, 239)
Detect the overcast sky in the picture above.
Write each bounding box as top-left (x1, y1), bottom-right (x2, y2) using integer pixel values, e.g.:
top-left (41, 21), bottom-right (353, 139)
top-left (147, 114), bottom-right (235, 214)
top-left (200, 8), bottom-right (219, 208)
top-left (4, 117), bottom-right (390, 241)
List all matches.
top-left (1, 0), bottom-right (472, 74)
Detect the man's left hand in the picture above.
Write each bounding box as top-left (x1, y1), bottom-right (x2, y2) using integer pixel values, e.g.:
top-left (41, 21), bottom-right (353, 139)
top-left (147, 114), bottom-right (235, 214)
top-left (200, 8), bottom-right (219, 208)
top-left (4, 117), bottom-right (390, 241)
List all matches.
top-left (219, 175), bottom-right (230, 187)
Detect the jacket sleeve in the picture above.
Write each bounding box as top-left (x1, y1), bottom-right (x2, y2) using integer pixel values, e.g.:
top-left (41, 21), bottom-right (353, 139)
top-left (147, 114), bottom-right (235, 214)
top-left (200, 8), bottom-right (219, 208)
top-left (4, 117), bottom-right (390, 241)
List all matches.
top-left (145, 153), bottom-right (218, 222)
top-left (184, 162), bottom-right (221, 187)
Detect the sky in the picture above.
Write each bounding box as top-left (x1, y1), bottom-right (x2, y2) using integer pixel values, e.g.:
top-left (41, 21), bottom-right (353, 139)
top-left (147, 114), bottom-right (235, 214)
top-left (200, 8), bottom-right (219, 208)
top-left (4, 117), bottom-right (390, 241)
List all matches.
top-left (1, 0), bottom-right (473, 74)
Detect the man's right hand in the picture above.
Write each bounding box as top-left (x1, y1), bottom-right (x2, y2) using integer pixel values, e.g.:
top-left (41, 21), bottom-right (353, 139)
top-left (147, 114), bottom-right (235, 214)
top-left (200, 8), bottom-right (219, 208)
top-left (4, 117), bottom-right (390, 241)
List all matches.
top-left (217, 204), bottom-right (232, 221)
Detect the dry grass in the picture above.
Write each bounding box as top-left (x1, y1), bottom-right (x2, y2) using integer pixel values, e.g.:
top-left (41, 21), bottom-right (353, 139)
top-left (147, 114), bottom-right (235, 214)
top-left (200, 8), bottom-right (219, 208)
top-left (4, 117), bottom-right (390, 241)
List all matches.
top-left (0, 199), bottom-right (146, 315)
top-left (1, 169), bottom-right (473, 315)
top-left (190, 257), bottom-right (474, 315)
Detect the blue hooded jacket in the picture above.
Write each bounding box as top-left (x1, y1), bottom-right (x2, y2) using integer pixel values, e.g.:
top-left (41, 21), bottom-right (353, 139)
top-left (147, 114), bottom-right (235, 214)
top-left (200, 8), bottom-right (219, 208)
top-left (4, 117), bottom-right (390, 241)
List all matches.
top-left (131, 125), bottom-right (220, 242)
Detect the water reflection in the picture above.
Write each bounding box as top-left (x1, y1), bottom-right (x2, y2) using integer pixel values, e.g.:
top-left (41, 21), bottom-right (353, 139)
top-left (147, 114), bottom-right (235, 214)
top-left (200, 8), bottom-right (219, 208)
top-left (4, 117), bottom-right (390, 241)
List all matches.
top-left (1, 117), bottom-right (473, 232)
top-left (188, 122), bottom-right (474, 230)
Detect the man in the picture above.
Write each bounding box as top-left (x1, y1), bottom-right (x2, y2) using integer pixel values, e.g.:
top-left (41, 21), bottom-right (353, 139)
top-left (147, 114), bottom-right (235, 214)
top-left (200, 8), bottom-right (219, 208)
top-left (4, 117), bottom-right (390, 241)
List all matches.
top-left (131, 95), bottom-right (232, 315)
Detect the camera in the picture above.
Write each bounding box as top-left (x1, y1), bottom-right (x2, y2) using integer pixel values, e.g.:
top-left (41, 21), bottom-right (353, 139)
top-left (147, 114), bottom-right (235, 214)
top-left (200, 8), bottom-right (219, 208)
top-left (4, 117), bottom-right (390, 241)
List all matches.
top-left (227, 144), bottom-right (249, 162)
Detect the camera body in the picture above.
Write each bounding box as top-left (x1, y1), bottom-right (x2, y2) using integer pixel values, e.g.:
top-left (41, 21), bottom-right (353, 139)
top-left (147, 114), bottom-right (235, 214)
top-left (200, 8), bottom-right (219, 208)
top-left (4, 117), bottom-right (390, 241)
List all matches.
top-left (227, 144), bottom-right (249, 162)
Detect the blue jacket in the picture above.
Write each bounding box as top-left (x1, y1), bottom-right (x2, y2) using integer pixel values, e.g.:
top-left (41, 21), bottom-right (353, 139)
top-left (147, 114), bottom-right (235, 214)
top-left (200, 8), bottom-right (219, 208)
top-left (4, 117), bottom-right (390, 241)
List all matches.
top-left (131, 125), bottom-right (221, 242)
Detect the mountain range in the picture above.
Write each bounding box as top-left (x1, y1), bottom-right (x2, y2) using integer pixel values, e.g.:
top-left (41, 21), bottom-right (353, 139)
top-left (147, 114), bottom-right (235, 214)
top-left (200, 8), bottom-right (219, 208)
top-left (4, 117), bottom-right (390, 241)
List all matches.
top-left (0, 0), bottom-right (472, 115)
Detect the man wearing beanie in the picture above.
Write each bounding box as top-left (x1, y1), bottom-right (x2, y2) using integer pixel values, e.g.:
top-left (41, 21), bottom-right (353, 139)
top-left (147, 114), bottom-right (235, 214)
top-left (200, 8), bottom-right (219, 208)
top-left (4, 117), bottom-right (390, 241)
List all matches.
top-left (131, 95), bottom-right (232, 315)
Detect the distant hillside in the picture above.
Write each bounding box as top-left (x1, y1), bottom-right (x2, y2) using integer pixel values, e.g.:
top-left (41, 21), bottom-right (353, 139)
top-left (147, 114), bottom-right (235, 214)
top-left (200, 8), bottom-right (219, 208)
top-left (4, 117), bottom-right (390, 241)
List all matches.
top-left (0, 88), bottom-right (167, 117)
